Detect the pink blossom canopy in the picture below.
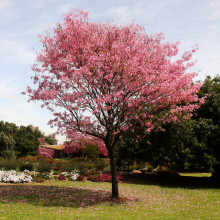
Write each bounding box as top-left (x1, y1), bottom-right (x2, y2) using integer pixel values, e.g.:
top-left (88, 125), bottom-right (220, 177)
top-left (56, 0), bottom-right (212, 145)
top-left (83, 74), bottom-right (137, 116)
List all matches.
top-left (26, 9), bottom-right (204, 145)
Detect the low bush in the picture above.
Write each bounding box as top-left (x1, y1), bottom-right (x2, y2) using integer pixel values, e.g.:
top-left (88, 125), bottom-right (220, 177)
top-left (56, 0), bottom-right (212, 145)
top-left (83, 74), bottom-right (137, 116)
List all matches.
top-left (37, 160), bottom-right (52, 173)
top-left (19, 162), bottom-right (33, 171)
top-left (84, 143), bottom-right (99, 160)
top-left (32, 175), bottom-right (44, 183)
top-left (62, 161), bottom-right (78, 172)
top-left (77, 162), bottom-right (88, 175)
top-left (18, 155), bottom-right (38, 163)
top-left (70, 157), bottom-right (87, 163)
top-left (140, 163), bottom-right (154, 173)
top-left (153, 166), bottom-right (179, 176)
top-left (0, 159), bottom-right (18, 170)
top-left (129, 161), bottom-right (141, 172)
top-left (0, 170), bottom-right (32, 183)
top-left (76, 175), bottom-right (84, 181)
top-left (87, 173), bottom-right (122, 183)
top-left (95, 159), bottom-right (106, 171)
top-left (42, 158), bottom-right (54, 164)
top-left (53, 161), bottom-right (64, 171)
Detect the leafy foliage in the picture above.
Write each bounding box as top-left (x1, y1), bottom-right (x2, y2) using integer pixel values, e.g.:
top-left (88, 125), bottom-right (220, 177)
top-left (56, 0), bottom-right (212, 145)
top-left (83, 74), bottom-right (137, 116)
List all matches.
top-left (0, 121), bottom-right (57, 158)
top-left (0, 131), bottom-right (16, 158)
top-left (118, 75), bottom-right (220, 176)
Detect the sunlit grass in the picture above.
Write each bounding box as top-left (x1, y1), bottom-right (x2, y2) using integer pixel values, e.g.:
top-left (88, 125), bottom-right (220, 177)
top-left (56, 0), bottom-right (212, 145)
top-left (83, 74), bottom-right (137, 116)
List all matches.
top-left (0, 178), bottom-right (219, 219)
top-left (179, 173), bottom-right (212, 177)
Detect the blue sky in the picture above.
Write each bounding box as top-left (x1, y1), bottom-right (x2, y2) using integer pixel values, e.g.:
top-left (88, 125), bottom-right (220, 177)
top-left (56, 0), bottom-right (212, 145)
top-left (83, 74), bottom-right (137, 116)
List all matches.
top-left (0, 0), bottom-right (219, 143)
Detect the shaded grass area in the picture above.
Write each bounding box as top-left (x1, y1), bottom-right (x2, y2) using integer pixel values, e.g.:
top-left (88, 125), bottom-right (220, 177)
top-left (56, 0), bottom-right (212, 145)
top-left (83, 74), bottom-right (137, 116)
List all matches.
top-left (0, 174), bottom-right (219, 219)
top-left (122, 173), bottom-right (220, 189)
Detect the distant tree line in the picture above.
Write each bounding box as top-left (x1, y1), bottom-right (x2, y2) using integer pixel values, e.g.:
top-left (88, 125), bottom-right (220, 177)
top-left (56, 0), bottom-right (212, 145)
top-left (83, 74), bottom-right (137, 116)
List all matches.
top-left (0, 122), bottom-right (57, 158)
top-left (118, 75), bottom-right (220, 177)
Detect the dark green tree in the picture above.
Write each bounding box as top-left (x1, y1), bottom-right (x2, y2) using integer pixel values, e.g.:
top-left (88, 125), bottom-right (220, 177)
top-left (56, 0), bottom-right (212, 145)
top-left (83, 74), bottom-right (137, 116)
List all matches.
top-left (0, 131), bottom-right (16, 158)
top-left (194, 75), bottom-right (220, 178)
top-left (118, 75), bottom-right (220, 177)
top-left (0, 121), bottom-right (57, 158)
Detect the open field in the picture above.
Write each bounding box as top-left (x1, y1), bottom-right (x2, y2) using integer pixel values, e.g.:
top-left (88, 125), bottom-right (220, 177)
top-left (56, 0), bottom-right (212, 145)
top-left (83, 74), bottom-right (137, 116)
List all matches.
top-left (0, 174), bottom-right (219, 219)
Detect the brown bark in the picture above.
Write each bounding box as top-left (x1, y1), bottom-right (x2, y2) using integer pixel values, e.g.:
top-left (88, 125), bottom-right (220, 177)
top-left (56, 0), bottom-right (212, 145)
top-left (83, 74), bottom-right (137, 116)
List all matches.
top-left (108, 145), bottom-right (119, 198)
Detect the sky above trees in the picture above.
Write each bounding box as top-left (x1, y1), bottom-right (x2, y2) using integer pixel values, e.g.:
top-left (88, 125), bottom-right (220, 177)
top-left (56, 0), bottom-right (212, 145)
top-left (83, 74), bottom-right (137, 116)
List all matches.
top-left (0, 0), bottom-right (220, 143)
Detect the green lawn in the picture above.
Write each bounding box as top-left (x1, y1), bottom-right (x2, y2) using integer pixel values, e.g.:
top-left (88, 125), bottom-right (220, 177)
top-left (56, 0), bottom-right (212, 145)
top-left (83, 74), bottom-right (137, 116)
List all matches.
top-left (179, 173), bottom-right (212, 177)
top-left (0, 176), bottom-right (219, 219)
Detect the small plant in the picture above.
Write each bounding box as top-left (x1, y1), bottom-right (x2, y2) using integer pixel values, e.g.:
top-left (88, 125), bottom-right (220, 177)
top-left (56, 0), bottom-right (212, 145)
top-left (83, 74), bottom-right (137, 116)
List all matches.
top-left (60, 172), bottom-right (69, 177)
top-left (68, 173), bottom-right (79, 181)
top-left (58, 175), bottom-right (66, 181)
top-left (32, 175), bottom-right (44, 183)
top-left (52, 170), bottom-right (60, 175)
top-left (40, 172), bottom-right (51, 180)
top-left (77, 175), bottom-right (84, 181)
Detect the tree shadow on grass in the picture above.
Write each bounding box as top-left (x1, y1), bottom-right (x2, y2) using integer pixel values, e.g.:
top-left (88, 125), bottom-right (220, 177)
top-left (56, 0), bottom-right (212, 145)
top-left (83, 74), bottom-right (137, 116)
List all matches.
top-left (0, 184), bottom-right (130, 208)
top-left (122, 173), bottom-right (220, 189)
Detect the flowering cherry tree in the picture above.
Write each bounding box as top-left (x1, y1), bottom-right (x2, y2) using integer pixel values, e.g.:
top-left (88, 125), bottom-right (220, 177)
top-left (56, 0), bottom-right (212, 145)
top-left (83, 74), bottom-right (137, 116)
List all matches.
top-left (25, 9), bottom-right (204, 197)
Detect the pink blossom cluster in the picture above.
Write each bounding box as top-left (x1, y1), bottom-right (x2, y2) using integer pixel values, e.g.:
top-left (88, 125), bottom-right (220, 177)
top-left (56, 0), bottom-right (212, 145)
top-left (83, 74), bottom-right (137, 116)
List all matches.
top-left (63, 134), bottom-right (107, 156)
top-left (38, 147), bottom-right (54, 159)
top-left (87, 173), bottom-right (122, 182)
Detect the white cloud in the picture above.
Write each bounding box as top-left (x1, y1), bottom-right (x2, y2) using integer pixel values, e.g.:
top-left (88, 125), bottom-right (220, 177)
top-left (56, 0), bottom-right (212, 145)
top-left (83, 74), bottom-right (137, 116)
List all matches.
top-left (58, 4), bottom-right (74, 14)
top-left (28, 0), bottom-right (46, 9)
top-left (208, 0), bottom-right (220, 20)
top-left (0, 0), bottom-right (12, 10)
top-left (0, 38), bottom-right (35, 65)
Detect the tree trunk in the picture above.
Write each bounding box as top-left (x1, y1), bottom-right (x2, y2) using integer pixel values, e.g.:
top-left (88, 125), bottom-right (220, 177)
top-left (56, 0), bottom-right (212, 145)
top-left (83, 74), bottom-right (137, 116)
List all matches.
top-left (108, 146), bottom-right (119, 198)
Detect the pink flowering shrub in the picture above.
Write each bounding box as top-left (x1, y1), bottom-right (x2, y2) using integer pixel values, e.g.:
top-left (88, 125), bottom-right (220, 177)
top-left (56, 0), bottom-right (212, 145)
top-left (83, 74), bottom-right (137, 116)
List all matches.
top-left (58, 175), bottom-right (66, 181)
top-left (77, 175), bottom-right (84, 181)
top-left (38, 147), bottom-right (54, 159)
top-left (87, 173), bottom-right (122, 183)
top-left (63, 135), bottom-right (108, 157)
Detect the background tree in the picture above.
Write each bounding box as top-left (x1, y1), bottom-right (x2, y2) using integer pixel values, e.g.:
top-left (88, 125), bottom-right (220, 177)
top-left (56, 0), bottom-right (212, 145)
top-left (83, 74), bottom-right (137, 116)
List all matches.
top-left (25, 9), bottom-right (203, 197)
top-left (118, 75), bottom-right (219, 177)
top-left (0, 121), bottom-right (57, 158)
top-left (0, 131), bottom-right (16, 159)
top-left (195, 75), bottom-right (220, 178)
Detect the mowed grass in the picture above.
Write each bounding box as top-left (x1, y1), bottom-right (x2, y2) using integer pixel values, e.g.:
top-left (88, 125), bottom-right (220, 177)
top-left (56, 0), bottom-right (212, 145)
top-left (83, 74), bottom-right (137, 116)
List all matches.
top-left (179, 173), bottom-right (212, 177)
top-left (0, 174), bottom-right (219, 220)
